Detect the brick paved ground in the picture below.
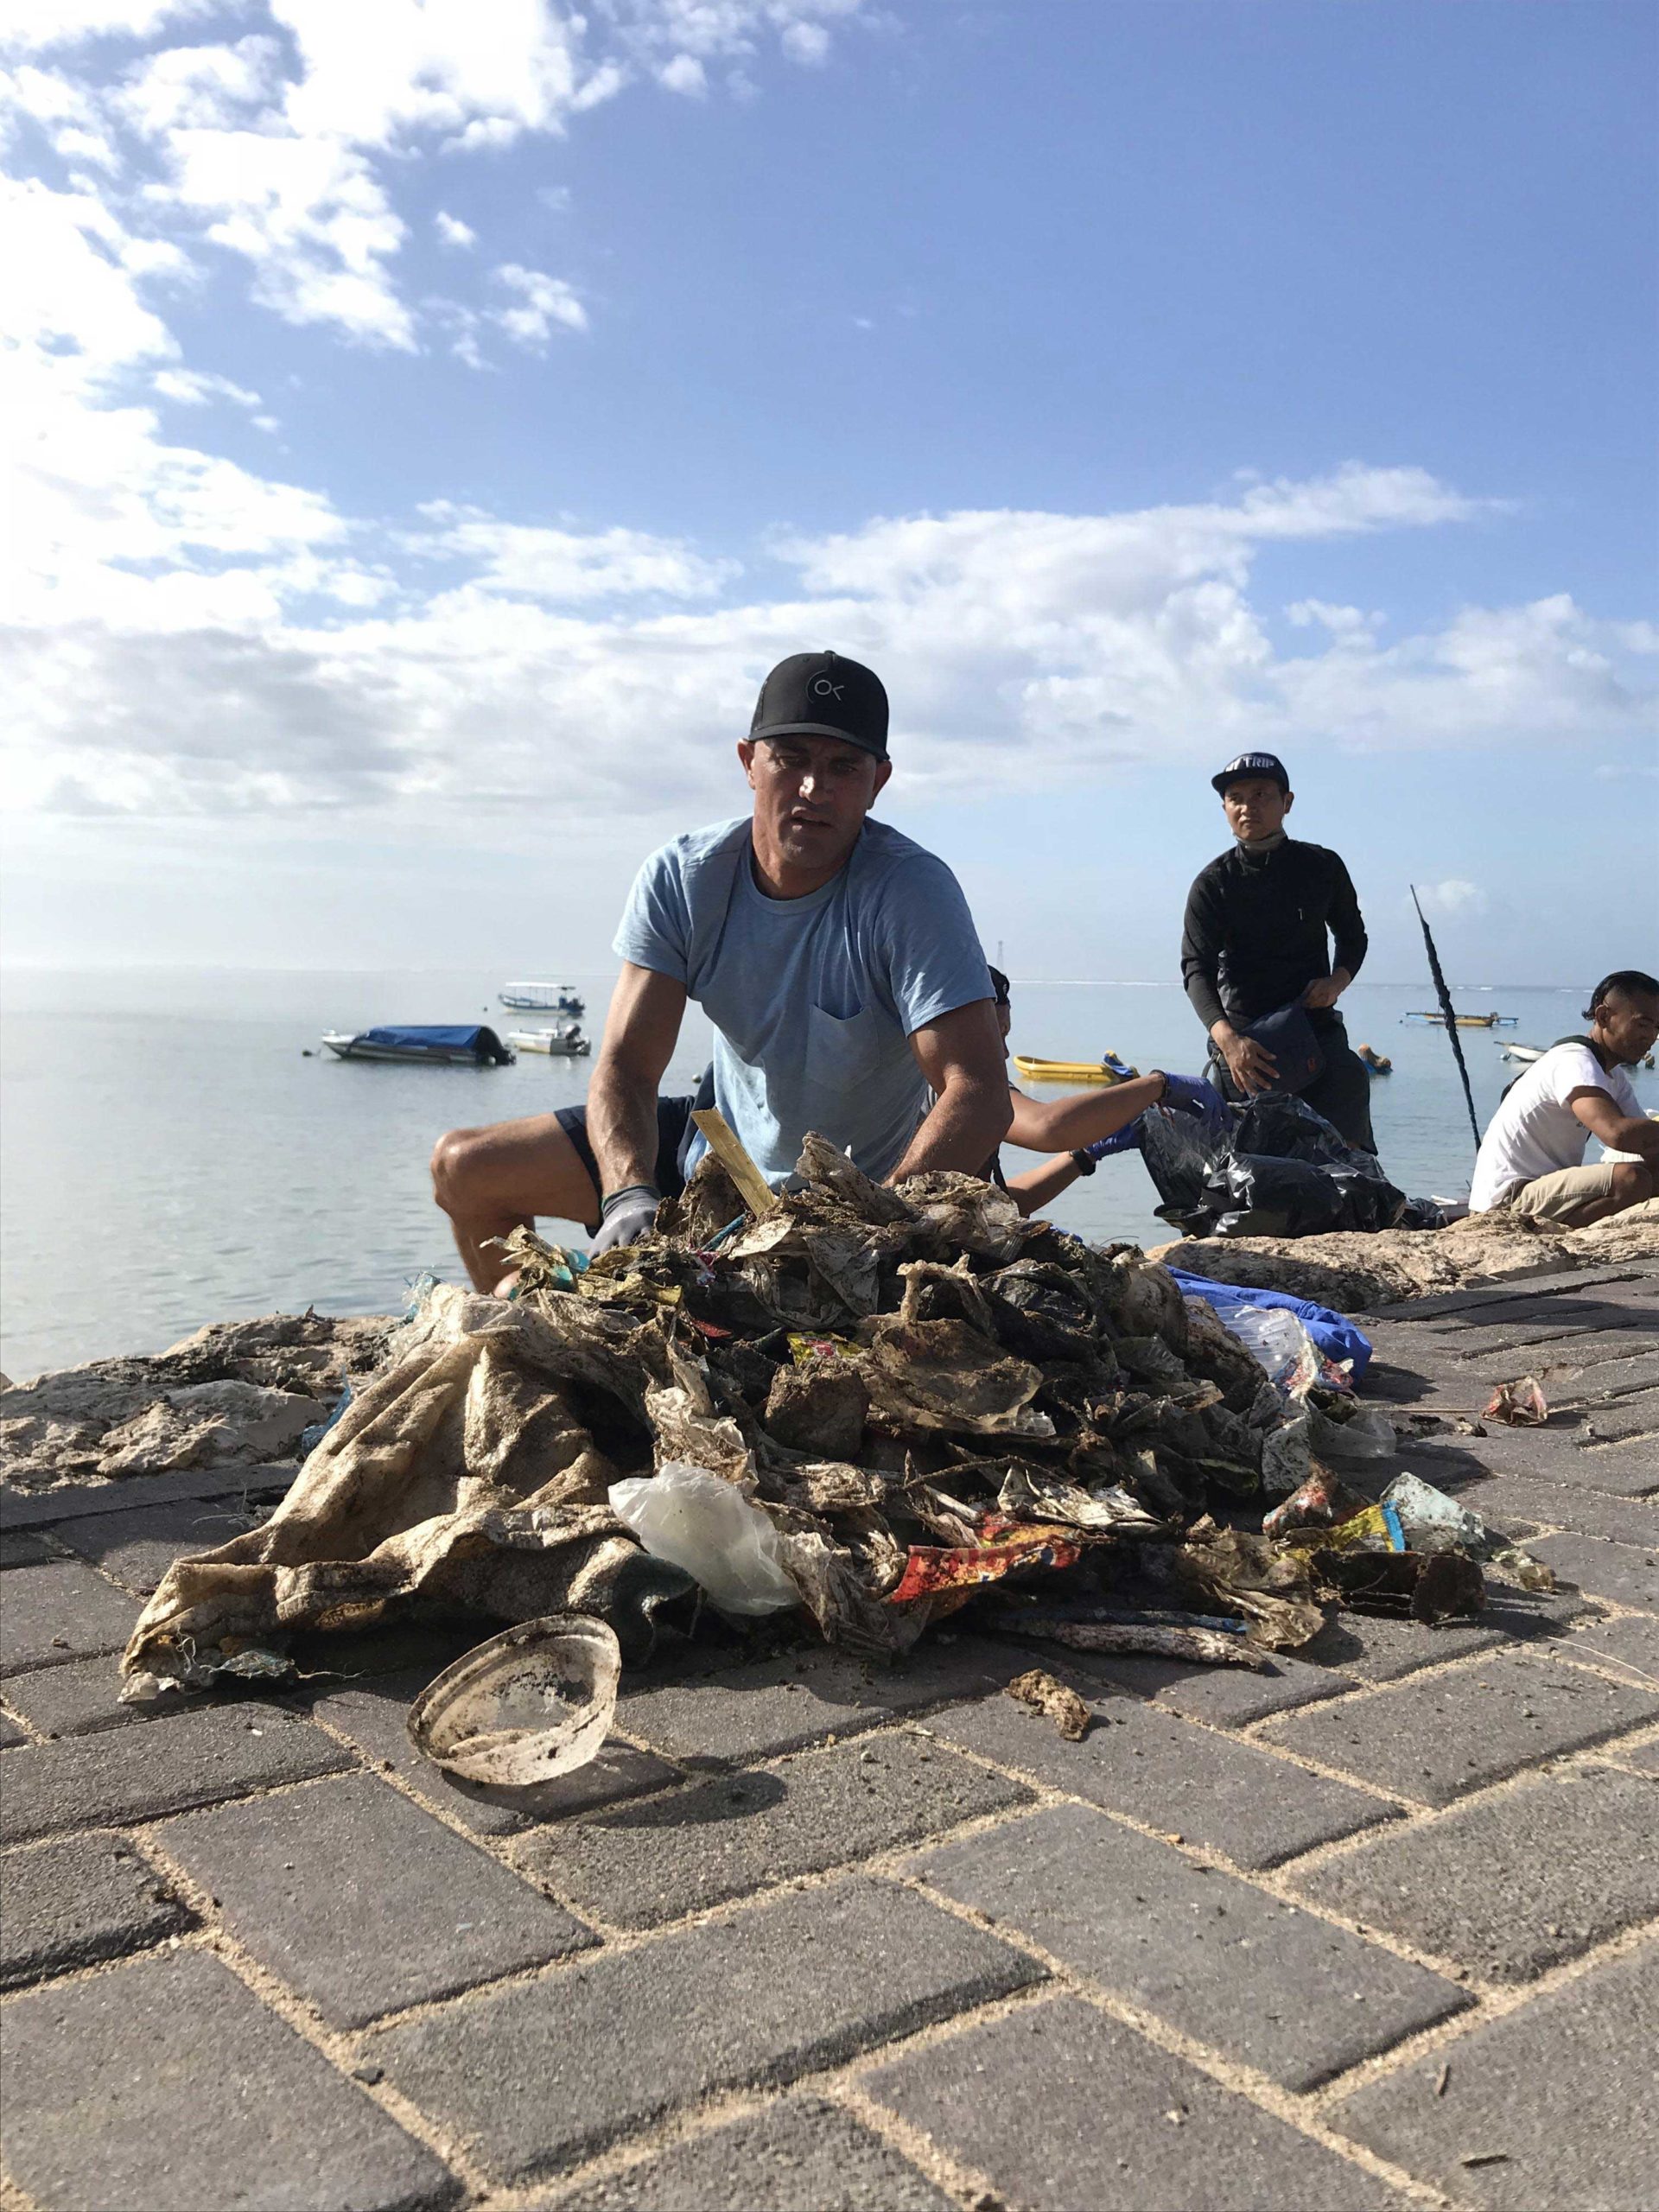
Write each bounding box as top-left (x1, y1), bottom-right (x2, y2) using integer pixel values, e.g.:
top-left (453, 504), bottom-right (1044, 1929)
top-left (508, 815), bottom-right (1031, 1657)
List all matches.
top-left (3, 1258), bottom-right (1655, 2212)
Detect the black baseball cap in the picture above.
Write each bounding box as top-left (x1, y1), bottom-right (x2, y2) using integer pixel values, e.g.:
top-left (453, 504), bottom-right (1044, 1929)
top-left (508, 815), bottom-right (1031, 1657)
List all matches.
top-left (1211, 751), bottom-right (1290, 795)
top-left (749, 651), bottom-right (888, 761)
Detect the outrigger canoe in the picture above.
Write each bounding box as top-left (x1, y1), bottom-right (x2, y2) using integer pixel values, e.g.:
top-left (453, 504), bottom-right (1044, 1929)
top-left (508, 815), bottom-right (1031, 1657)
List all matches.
top-left (1404, 1010), bottom-right (1516, 1028)
top-left (1013, 1052), bottom-right (1140, 1086)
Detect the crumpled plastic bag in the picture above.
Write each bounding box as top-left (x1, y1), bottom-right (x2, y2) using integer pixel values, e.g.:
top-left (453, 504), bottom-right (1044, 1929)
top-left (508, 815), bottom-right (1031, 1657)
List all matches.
top-left (609, 1462), bottom-right (798, 1617)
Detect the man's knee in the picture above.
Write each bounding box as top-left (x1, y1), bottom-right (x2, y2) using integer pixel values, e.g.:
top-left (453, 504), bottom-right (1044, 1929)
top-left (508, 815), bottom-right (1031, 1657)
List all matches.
top-left (430, 1126), bottom-right (484, 1215)
top-left (1610, 1160), bottom-right (1655, 1210)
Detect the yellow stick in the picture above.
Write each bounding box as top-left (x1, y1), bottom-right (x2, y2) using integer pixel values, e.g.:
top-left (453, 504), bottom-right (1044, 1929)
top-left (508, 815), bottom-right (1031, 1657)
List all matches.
top-left (690, 1107), bottom-right (782, 1218)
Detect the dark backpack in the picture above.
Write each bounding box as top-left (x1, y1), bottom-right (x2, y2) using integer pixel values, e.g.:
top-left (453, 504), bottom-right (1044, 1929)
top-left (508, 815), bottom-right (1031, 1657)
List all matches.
top-left (1499, 1035), bottom-right (1599, 1103)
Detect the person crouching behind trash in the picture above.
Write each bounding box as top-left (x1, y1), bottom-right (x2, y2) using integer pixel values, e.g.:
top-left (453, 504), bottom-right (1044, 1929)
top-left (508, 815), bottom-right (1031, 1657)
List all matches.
top-left (1179, 751), bottom-right (1377, 1154)
top-left (432, 652), bottom-right (1010, 1288)
top-left (1468, 970), bottom-right (1659, 1227)
top-left (976, 967), bottom-right (1227, 1217)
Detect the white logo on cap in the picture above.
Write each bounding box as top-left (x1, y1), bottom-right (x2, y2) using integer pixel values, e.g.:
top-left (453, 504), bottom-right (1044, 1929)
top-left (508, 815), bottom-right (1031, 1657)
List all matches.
top-left (810, 676), bottom-right (844, 702)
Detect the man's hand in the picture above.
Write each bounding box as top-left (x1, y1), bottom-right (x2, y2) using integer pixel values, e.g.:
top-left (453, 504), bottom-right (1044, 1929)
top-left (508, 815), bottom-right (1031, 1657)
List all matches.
top-left (1214, 1024), bottom-right (1279, 1096)
top-left (1153, 1071), bottom-right (1229, 1139)
top-left (1301, 968), bottom-right (1351, 1012)
top-left (591, 1185), bottom-right (660, 1254)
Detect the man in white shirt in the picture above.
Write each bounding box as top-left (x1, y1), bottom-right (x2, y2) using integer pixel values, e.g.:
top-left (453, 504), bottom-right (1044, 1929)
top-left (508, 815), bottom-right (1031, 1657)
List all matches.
top-left (1469, 970), bottom-right (1659, 1226)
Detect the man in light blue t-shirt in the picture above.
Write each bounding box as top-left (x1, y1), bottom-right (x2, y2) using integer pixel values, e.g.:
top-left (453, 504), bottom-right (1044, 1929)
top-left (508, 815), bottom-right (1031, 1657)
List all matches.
top-left (432, 651), bottom-right (1009, 1282)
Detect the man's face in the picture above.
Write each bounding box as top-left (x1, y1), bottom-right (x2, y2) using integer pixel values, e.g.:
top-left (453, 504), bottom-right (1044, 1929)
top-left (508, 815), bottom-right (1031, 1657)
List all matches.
top-left (1596, 989), bottom-right (1659, 1065)
top-left (739, 734), bottom-right (891, 867)
top-left (1221, 777), bottom-right (1292, 841)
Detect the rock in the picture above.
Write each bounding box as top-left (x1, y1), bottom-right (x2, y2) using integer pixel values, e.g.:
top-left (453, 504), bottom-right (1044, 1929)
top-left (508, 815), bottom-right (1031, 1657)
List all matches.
top-left (0, 1313), bottom-right (392, 1490)
top-left (1149, 1202), bottom-right (1659, 1313)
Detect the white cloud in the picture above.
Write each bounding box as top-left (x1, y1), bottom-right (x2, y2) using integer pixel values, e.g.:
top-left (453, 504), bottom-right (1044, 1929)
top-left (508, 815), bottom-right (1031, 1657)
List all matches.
top-left (490, 260), bottom-right (587, 344)
top-left (0, 0), bottom-right (212, 53)
top-left (1413, 880), bottom-right (1489, 917)
top-left (658, 52), bottom-right (707, 96)
top-left (433, 207), bottom-right (474, 247)
top-left (152, 365), bottom-right (263, 407)
top-left (3, 451), bottom-right (1653, 833)
top-left (116, 37), bottom-right (279, 134)
top-left (410, 511), bottom-right (738, 601)
top-left (780, 20), bottom-right (830, 65)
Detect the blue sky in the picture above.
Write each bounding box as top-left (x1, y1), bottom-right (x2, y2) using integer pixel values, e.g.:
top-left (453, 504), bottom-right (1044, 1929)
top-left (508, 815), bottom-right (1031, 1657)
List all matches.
top-left (3, 0), bottom-right (1654, 988)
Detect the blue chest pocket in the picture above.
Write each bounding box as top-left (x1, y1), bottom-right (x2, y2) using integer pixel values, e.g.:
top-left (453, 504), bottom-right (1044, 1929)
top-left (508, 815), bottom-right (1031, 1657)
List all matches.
top-left (803, 1001), bottom-right (892, 1096)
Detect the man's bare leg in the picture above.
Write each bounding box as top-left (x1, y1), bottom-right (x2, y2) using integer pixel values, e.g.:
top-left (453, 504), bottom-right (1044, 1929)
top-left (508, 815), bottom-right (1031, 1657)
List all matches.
top-left (430, 1114), bottom-right (602, 1292)
top-left (1555, 1160), bottom-right (1655, 1229)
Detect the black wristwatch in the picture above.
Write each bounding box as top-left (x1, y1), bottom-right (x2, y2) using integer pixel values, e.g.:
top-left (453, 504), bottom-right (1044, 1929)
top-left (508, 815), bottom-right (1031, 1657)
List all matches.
top-left (1069, 1148), bottom-right (1097, 1177)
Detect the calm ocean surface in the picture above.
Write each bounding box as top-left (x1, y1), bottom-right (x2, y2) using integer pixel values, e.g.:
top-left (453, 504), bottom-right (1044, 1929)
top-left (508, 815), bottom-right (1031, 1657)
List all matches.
top-left (4, 968), bottom-right (1645, 1382)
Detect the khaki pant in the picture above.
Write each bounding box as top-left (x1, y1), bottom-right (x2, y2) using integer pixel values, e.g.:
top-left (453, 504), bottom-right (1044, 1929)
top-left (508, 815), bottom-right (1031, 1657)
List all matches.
top-left (1510, 1163), bottom-right (1620, 1225)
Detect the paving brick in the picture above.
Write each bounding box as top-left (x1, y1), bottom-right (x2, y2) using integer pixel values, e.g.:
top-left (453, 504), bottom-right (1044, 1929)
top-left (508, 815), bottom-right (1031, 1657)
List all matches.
top-left (1259, 1649), bottom-right (1659, 1807)
top-left (1564, 1611), bottom-right (1659, 1677)
top-left (0, 1560), bottom-right (139, 1675)
top-left (1529, 1532), bottom-right (1659, 1613)
top-left (863, 1993), bottom-right (1405, 2210)
top-left (161, 1769), bottom-right (593, 2028)
top-left (1, 1834), bottom-right (193, 1989)
top-left (1291, 1767), bottom-right (1659, 1981)
top-left (518, 1732), bottom-right (1030, 1929)
top-left (0, 1947), bottom-right (458, 2212)
top-left (1, 1654), bottom-right (144, 1737)
top-left (1054, 1643), bottom-right (1355, 1726)
top-left (315, 1668), bottom-right (679, 1839)
top-left (0, 1701), bottom-right (353, 1844)
top-left (52, 1495), bottom-right (264, 1593)
top-left (0, 1465), bottom-right (293, 1532)
top-left (0, 1710), bottom-right (27, 1747)
top-left (926, 1681), bottom-right (1395, 1867)
top-left (911, 1800), bottom-right (1466, 2088)
top-left (372, 1875), bottom-right (1042, 2184)
top-left (1556, 1437), bottom-right (1659, 1494)
top-left (1417, 1423), bottom-right (1659, 1497)
top-left (1611, 1733), bottom-right (1659, 1773)
top-left (1446, 1474), bottom-right (1659, 1548)
top-left (1330, 1940), bottom-right (1659, 2209)
top-left (545, 2096), bottom-right (955, 2212)
top-left (618, 1638), bottom-right (1015, 1765)
top-left (0, 1529), bottom-right (54, 1568)
top-left (1301, 1586), bottom-right (1588, 1684)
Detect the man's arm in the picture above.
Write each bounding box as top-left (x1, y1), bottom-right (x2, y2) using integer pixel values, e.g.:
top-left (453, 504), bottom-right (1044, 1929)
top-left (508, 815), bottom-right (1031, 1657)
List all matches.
top-left (889, 1000), bottom-right (1013, 1181)
top-left (587, 963), bottom-right (688, 1199)
top-left (1317, 855), bottom-right (1367, 999)
top-left (1182, 871), bottom-right (1278, 1094)
top-left (1569, 1087), bottom-right (1659, 1166)
top-left (1007, 1073), bottom-right (1168, 1151)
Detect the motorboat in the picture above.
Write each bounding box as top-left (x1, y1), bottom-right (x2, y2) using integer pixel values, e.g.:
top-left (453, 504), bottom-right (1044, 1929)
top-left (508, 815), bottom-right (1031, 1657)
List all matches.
top-left (322, 1025), bottom-right (515, 1065)
top-left (1012, 1052), bottom-right (1139, 1086)
top-left (1501, 1042), bottom-right (1547, 1065)
top-left (500, 981), bottom-right (585, 1016)
top-left (506, 1023), bottom-right (592, 1057)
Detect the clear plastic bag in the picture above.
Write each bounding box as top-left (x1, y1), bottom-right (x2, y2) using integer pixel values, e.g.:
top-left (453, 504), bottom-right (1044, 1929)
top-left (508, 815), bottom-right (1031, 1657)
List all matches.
top-left (1218, 1303), bottom-right (1324, 1403)
top-left (609, 1462), bottom-right (799, 1617)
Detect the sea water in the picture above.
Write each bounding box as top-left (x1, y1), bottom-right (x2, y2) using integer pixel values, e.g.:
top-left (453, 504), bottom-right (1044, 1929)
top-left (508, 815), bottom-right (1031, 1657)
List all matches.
top-left (3, 968), bottom-right (1644, 1381)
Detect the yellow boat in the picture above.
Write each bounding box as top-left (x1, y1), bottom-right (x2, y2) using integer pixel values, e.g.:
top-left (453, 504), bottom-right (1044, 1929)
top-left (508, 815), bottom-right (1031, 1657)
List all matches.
top-left (1013, 1053), bottom-right (1139, 1086)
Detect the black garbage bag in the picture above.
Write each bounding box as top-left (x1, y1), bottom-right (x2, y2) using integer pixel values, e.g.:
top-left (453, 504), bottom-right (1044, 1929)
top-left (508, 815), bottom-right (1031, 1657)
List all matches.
top-left (1141, 1096), bottom-right (1406, 1240)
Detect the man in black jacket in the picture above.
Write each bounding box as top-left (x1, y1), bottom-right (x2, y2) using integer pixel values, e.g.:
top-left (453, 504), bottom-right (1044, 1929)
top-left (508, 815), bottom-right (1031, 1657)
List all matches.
top-left (1179, 752), bottom-right (1376, 1152)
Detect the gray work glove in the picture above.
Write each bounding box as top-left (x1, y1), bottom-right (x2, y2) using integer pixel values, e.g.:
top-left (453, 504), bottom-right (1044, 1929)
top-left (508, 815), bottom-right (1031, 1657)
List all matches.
top-left (591, 1184), bottom-right (660, 1255)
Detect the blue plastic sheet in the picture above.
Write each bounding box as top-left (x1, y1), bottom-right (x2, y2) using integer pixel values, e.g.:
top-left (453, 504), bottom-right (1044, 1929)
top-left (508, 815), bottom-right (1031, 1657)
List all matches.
top-left (1167, 1268), bottom-right (1373, 1382)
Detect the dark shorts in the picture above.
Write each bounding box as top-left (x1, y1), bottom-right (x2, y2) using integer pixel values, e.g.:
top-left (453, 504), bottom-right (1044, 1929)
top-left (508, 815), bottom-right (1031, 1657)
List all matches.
top-left (555, 1095), bottom-right (699, 1230)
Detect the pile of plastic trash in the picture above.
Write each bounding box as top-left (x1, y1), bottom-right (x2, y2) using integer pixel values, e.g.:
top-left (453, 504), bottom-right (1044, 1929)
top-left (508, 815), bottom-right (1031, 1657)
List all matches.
top-left (119, 1122), bottom-right (1548, 1776)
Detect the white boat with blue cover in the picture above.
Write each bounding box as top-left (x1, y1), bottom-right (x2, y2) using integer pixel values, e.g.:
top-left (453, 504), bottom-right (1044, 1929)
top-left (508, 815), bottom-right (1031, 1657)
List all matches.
top-left (322, 1025), bottom-right (515, 1066)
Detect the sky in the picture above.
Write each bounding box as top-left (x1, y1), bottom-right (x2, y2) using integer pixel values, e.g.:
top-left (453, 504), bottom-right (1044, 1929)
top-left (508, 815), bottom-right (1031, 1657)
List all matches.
top-left (2, 0), bottom-right (1655, 988)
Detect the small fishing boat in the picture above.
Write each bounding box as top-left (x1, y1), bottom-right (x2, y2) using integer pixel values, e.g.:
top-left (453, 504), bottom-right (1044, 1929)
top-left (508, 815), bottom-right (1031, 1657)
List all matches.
top-left (1013, 1052), bottom-right (1139, 1086)
top-left (500, 982), bottom-right (585, 1016)
top-left (506, 1024), bottom-right (592, 1057)
top-left (1357, 1044), bottom-right (1392, 1073)
top-left (1501, 1042), bottom-right (1548, 1065)
top-left (1403, 1010), bottom-right (1516, 1029)
top-left (322, 1025), bottom-right (515, 1066)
